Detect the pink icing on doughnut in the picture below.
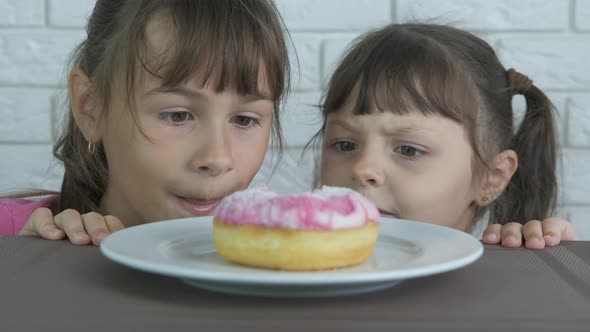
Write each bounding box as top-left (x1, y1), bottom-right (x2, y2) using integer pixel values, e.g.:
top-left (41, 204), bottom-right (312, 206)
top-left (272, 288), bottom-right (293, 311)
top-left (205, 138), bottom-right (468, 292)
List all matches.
top-left (213, 186), bottom-right (380, 230)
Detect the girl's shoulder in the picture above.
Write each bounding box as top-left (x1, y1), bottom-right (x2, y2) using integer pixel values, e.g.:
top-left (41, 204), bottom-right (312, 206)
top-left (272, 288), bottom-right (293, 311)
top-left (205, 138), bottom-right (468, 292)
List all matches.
top-left (0, 195), bottom-right (59, 236)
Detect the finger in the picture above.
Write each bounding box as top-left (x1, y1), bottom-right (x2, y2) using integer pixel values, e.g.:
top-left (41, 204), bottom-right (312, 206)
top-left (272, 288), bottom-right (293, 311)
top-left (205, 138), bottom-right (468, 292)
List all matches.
top-left (482, 224), bottom-right (502, 244)
top-left (522, 220), bottom-right (545, 249)
top-left (500, 222), bottom-right (523, 248)
top-left (20, 208), bottom-right (65, 240)
top-left (562, 222), bottom-right (578, 241)
top-left (542, 217), bottom-right (578, 246)
top-left (81, 212), bottom-right (111, 246)
top-left (104, 215), bottom-right (125, 233)
top-left (54, 209), bottom-right (91, 245)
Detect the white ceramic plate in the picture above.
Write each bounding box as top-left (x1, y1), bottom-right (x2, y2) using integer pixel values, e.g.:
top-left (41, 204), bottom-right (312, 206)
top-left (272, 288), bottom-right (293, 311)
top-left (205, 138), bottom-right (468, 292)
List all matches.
top-left (101, 217), bottom-right (483, 297)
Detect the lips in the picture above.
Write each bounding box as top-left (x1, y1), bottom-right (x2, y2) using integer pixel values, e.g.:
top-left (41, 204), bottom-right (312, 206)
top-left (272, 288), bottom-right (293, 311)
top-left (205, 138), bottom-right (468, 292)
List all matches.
top-left (178, 196), bottom-right (222, 216)
top-left (378, 209), bottom-right (399, 218)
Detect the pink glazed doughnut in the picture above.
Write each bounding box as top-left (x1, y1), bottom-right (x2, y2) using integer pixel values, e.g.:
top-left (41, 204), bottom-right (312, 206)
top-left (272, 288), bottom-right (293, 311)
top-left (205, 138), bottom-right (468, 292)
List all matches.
top-left (212, 186), bottom-right (380, 270)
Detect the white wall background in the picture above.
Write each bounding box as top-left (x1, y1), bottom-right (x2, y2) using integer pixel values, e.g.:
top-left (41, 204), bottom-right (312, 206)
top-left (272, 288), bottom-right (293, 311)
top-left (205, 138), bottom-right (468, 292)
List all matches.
top-left (0, 0), bottom-right (588, 239)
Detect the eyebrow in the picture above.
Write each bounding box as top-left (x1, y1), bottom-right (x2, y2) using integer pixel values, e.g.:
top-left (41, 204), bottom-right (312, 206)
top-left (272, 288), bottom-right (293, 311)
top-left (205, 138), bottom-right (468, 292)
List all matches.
top-left (144, 86), bottom-right (273, 103)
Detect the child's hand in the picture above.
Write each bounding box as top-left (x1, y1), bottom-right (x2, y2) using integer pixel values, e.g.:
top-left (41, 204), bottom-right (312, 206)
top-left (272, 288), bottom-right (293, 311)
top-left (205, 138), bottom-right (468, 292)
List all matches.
top-left (482, 217), bottom-right (577, 249)
top-left (19, 208), bottom-right (125, 246)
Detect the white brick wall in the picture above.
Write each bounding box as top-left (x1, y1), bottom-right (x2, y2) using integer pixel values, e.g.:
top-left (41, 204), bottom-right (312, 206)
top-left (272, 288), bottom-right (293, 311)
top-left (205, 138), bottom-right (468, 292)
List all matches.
top-left (496, 38), bottom-right (590, 90)
top-left (0, 88), bottom-right (54, 142)
top-left (322, 36), bottom-right (359, 84)
top-left (0, 30), bottom-right (85, 85)
top-left (276, 0), bottom-right (391, 31)
top-left (1, 1), bottom-right (588, 238)
top-left (0, 0), bottom-right (45, 26)
top-left (397, 0), bottom-right (568, 31)
top-left (288, 35), bottom-right (322, 90)
top-left (47, 0), bottom-right (95, 27)
top-left (0, 144), bottom-right (62, 194)
top-left (568, 96), bottom-right (590, 146)
top-left (575, 0), bottom-right (590, 31)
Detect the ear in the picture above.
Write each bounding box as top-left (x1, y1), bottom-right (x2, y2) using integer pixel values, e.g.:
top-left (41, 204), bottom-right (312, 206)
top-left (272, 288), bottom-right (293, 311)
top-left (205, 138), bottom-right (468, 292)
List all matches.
top-left (475, 149), bottom-right (518, 207)
top-left (69, 67), bottom-right (104, 143)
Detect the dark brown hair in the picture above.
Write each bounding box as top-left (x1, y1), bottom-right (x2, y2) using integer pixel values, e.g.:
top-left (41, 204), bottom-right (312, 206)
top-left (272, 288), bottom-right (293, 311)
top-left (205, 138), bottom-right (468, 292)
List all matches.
top-left (53, 0), bottom-right (290, 213)
top-left (310, 23), bottom-right (557, 225)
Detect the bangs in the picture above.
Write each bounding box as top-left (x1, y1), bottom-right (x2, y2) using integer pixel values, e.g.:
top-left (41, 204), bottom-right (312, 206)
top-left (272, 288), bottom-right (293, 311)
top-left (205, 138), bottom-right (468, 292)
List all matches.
top-left (323, 27), bottom-right (479, 125)
top-left (128, 0), bottom-right (289, 101)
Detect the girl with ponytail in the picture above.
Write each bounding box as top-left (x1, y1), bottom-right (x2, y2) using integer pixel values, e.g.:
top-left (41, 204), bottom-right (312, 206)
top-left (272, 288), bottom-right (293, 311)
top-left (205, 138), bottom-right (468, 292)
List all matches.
top-left (313, 23), bottom-right (577, 248)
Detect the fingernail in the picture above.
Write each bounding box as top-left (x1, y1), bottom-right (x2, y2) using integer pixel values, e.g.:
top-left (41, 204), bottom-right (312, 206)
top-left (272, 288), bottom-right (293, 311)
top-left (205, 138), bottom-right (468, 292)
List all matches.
top-left (544, 235), bottom-right (556, 243)
top-left (530, 236), bottom-right (542, 244)
top-left (75, 232), bottom-right (90, 241)
top-left (485, 233), bottom-right (497, 241)
top-left (96, 232), bottom-right (109, 241)
top-left (507, 235), bottom-right (520, 243)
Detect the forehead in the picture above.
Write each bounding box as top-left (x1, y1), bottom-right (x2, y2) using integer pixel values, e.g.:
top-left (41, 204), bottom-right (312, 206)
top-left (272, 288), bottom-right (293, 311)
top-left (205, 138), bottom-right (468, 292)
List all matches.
top-left (328, 80), bottom-right (418, 118)
top-left (144, 10), bottom-right (176, 59)
top-left (137, 62), bottom-right (273, 100)
top-left (326, 105), bottom-right (469, 140)
top-left (138, 10), bottom-right (272, 98)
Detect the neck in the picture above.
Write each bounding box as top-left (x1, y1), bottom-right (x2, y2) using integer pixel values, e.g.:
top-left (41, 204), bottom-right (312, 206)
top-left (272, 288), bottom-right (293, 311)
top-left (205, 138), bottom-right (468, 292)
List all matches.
top-left (99, 185), bottom-right (143, 227)
top-left (457, 203), bottom-right (480, 234)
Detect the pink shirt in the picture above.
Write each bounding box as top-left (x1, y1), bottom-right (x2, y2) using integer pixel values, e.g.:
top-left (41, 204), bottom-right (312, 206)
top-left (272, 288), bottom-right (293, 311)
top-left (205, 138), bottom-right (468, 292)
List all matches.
top-left (0, 196), bottom-right (59, 235)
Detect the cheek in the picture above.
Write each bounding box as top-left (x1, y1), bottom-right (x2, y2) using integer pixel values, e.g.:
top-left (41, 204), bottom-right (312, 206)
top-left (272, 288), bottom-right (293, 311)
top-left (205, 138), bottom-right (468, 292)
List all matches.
top-left (144, 139), bottom-right (185, 170)
top-left (319, 154), bottom-right (346, 186)
top-left (319, 152), bottom-right (330, 184)
top-left (111, 139), bottom-right (175, 190)
top-left (118, 121), bottom-right (191, 179)
top-left (319, 160), bottom-right (332, 185)
top-left (394, 173), bottom-right (474, 227)
top-left (232, 128), bottom-right (271, 180)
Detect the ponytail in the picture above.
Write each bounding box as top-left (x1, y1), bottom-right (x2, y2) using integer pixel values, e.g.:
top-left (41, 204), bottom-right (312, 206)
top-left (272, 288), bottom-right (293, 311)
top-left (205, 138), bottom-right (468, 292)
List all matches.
top-left (491, 69), bottom-right (557, 223)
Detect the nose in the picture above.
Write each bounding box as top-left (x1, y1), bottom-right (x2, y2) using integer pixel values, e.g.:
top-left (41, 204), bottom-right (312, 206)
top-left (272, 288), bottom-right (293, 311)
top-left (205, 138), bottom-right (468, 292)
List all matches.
top-left (352, 152), bottom-right (385, 187)
top-left (192, 129), bottom-right (234, 177)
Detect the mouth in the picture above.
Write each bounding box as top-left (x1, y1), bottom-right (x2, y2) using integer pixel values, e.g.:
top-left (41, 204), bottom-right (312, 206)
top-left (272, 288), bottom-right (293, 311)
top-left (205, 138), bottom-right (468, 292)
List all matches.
top-left (378, 209), bottom-right (399, 219)
top-left (177, 196), bottom-right (223, 217)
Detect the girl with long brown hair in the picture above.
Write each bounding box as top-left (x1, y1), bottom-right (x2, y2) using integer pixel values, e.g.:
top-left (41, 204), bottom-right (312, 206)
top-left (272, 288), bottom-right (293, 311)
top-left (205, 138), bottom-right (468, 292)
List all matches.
top-left (0, 0), bottom-right (290, 245)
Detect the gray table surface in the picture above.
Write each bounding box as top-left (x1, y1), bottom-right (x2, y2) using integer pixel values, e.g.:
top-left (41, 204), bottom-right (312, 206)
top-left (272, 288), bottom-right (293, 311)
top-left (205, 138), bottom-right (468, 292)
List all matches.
top-left (1, 236), bottom-right (589, 332)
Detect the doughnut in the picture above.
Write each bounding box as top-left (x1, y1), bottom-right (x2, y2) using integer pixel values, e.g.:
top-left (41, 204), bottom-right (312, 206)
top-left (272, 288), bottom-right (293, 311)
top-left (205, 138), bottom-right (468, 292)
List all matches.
top-left (212, 186), bottom-right (380, 270)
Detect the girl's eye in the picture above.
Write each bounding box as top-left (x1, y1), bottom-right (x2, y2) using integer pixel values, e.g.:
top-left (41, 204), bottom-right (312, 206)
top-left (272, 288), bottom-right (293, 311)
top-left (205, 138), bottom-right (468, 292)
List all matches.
top-left (160, 111), bottom-right (194, 124)
top-left (394, 145), bottom-right (424, 157)
top-left (232, 115), bottom-right (260, 128)
top-left (331, 141), bottom-right (358, 152)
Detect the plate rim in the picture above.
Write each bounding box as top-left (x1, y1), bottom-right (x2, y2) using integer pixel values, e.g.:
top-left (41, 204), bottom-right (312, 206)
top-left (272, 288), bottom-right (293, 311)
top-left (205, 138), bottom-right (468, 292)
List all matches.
top-left (100, 217), bottom-right (483, 285)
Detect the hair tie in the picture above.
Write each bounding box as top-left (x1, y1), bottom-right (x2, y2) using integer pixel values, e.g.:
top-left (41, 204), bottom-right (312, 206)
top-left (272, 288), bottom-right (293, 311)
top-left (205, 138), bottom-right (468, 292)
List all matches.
top-left (506, 68), bottom-right (533, 95)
